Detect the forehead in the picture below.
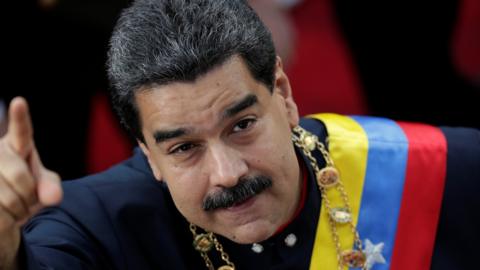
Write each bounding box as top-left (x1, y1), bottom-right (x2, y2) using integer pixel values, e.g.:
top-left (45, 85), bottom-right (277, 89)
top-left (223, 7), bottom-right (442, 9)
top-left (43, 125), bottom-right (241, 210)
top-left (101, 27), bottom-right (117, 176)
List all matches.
top-left (135, 57), bottom-right (269, 131)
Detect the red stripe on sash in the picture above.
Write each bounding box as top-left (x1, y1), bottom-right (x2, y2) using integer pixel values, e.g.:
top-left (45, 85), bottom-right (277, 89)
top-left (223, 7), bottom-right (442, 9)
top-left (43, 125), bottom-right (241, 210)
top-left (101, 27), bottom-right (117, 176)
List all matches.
top-left (390, 123), bottom-right (447, 270)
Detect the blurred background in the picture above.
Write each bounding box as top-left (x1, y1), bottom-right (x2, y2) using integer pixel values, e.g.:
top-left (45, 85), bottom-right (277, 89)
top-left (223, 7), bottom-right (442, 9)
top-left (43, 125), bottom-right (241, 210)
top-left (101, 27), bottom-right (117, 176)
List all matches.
top-left (1, 0), bottom-right (479, 179)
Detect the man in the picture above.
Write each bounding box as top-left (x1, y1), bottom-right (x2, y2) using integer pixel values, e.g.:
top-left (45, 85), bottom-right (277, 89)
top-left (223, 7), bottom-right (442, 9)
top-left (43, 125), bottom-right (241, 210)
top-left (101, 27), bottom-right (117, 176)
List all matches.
top-left (0, 0), bottom-right (478, 269)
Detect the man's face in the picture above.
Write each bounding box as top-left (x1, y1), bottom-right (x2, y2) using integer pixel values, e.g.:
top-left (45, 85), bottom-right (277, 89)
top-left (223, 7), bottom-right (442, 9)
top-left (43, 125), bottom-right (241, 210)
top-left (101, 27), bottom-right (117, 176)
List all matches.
top-left (137, 56), bottom-right (301, 244)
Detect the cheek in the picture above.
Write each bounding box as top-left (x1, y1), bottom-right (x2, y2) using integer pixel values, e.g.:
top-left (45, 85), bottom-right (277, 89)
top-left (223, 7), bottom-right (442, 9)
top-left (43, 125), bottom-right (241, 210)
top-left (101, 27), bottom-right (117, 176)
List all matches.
top-left (258, 120), bottom-right (297, 177)
top-left (162, 169), bottom-right (209, 214)
top-left (262, 116), bottom-right (293, 153)
top-left (246, 128), bottom-right (292, 170)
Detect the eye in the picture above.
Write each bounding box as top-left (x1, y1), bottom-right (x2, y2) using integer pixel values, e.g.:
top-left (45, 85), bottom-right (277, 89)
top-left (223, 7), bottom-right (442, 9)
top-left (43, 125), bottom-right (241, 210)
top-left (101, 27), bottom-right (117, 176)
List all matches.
top-left (169, 142), bottom-right (197, 154)
top-left (232, 118), bottom-right (256, 133)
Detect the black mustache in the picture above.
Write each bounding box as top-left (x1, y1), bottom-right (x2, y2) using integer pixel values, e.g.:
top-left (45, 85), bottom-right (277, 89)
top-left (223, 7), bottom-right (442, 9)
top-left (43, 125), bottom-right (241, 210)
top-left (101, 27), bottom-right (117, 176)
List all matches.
top-left (202, 175), bottom-right (272, 211)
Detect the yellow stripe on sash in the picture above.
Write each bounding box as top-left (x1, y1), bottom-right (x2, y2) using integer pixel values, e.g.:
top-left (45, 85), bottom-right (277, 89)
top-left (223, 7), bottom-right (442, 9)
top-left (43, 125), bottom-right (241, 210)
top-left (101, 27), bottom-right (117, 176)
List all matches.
top-left (308, 114), bottom-right (369, 270)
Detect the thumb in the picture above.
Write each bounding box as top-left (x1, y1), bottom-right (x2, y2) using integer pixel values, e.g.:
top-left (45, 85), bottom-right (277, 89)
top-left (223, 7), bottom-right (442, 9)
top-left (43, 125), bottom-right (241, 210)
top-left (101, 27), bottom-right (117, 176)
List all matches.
top-left (30, 149), bottom-right (63, 206)
top-left (37, 168), bottom-right (63, 206)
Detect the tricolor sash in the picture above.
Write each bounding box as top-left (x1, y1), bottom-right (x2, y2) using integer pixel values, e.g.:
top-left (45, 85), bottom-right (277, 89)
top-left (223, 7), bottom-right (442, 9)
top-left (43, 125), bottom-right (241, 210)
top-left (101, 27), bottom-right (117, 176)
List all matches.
top-left (308, 114), bottom-right (447, 270)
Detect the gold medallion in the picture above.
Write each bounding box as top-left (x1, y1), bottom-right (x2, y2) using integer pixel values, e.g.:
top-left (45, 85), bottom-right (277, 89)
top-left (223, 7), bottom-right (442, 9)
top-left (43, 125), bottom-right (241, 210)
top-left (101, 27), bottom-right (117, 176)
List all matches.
top-left (193, 233), bottom-right (213, 252)
top-left (330, 207), bottom-right (352, 224)
top-left (300, 132), bottom-right (317, 151)
top-left (316, 166), bottom-right (339, 188)
top-left (218, 265), bottom-right (235, 270)
top-left (341, 249), bottom-right (366, 268)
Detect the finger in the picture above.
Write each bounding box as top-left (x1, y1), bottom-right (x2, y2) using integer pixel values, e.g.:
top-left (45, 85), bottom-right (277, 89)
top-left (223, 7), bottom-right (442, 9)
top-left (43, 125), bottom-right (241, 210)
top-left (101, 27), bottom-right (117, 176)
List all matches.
top-left (0, 174), bottom-right (29, 220)
top-left (0, 204), bottom-right (16, 234)
top-left (15, 203), bottom-right (45, 227)
top-left (6, 97), bottom-right (33, 158)
top-left (0, 146), bottom-right (38, 207)
top-left (37, 169), bottom-right (63, 206)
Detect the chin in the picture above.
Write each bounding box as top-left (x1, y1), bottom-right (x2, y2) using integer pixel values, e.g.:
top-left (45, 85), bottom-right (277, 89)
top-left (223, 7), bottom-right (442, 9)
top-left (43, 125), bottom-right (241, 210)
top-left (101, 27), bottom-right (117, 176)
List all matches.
top-left (220, 221), bottom-right (277, 244)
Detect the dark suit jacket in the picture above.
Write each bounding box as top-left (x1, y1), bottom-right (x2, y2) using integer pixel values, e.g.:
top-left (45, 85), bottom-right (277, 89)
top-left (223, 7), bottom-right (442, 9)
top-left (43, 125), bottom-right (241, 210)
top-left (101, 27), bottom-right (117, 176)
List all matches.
top-left (20, 118), bottom-right (480, 269)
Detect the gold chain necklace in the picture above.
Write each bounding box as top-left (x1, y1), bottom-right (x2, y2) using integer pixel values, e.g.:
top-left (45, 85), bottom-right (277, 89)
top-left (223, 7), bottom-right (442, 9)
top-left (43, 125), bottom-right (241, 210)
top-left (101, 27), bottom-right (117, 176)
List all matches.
top-left (190, 126), bottom-right (366, 270)
top-left (291, 126), bottom-right (366, 269)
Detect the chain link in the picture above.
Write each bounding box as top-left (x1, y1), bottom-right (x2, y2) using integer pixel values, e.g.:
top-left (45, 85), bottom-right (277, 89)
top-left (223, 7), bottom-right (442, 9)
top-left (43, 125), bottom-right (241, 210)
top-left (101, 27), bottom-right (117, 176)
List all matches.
top-left (190, 224), bottom-right (236, 270)
top-left (212, 234), bottom-right (235, 268)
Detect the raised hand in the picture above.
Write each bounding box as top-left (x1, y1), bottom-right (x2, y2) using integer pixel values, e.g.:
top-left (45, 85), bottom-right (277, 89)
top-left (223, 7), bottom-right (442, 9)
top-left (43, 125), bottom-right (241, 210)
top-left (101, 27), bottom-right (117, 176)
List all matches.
top-left (0, 97), bottom-right (63, 270)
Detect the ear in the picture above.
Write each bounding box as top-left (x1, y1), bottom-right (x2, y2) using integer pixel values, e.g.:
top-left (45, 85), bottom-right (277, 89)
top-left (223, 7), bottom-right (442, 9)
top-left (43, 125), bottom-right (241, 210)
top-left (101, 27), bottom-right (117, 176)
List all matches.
top-left (138, 141), bottom-right (163, 181)
top-left (273, 56), bottom-right (299, 128)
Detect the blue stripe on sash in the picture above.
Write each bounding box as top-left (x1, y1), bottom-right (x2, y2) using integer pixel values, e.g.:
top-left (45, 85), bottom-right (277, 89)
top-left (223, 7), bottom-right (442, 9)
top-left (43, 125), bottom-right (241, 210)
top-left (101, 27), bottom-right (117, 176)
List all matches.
top-left (351, 116), bottom-right (408, 270)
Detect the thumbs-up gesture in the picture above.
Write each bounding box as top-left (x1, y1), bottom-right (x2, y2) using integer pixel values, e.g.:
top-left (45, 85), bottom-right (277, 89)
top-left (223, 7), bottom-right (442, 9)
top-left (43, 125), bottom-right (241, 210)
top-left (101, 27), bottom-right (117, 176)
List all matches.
top-left (0, 97), bottom-right (63, 270)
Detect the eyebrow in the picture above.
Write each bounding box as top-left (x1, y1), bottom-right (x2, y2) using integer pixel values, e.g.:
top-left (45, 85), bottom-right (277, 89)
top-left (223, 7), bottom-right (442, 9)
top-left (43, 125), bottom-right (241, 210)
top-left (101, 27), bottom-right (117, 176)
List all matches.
top-left (153, 128), bottom-right (188, 144)
top-left (222, 94), bottom-right (258, 119)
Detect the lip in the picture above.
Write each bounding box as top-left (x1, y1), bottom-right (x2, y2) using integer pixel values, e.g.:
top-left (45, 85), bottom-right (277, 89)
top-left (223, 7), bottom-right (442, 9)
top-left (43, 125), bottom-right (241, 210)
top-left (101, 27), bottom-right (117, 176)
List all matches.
top-left (224, 195), bottom-right (256, 213)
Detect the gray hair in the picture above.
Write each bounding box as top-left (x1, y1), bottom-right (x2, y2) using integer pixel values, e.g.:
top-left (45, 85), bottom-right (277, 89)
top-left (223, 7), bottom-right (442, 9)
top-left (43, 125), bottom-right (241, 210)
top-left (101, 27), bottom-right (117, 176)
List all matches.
top-left (107, 0), bottom-right (276, 142)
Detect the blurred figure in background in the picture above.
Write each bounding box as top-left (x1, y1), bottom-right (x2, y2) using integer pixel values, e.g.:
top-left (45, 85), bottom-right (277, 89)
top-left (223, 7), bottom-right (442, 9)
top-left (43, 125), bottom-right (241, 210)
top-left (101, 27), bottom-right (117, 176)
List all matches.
top-left (334, 0), bottom-right (480, 128)
top-left (250, 0), bottom-right (369, 116)
top-left (253, 0), bottom-right (480, 128)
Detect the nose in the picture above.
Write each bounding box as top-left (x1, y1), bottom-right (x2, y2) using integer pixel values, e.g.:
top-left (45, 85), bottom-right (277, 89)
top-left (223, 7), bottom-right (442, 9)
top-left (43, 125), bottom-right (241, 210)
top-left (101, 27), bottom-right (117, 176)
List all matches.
top-left (207, 143), bottom-right (248, 188)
